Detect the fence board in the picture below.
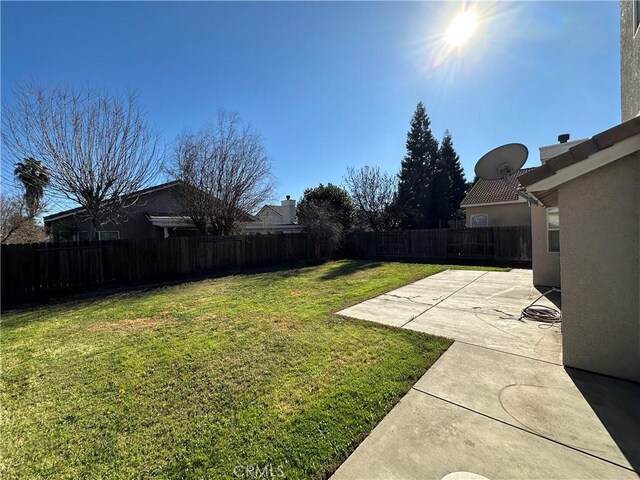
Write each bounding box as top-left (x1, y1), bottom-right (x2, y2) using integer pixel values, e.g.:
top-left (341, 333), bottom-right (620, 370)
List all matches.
top-left (346, 226), bottom-right (531, 263)
top-left (3, 228), bottom-right (531, 305)
top-left (2, 233), bottom-right (311, 305)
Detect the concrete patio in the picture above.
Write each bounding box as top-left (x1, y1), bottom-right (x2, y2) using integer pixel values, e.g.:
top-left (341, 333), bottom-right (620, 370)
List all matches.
top-left (334, 269), bottom-right (640, 480)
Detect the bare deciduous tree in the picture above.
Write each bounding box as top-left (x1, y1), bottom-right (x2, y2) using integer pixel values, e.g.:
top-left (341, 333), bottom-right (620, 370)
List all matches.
top-left (297, 200), bottom-right (344, 261)
top-left (171, 110), bottom-right (275, 235)
top-left (1, 195), bottom-right (25, 243)
top-left (0, 194), bottom-right (47, 244)
top-left (2, 84), bottom-right (161, 238)
top-left (343, 165), bottom-right (397, 231)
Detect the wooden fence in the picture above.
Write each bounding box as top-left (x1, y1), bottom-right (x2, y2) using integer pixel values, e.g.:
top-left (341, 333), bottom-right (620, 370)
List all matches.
top-left (2, 227), bottom-right (532, 305)
top-left (1, 233), bottom-right (311, 305)
top-left (346, 226), bottom-right (532, 263)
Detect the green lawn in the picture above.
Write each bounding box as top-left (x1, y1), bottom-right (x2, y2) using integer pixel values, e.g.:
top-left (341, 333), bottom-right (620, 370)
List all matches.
top-left (1, 260), bottom-right (505, 479)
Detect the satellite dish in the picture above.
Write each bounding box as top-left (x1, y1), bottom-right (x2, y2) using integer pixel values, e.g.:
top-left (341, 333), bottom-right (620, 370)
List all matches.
top-left (475, 143), bottom-right (528, 180)
top-left (474, 142), bottom-right (539, 206)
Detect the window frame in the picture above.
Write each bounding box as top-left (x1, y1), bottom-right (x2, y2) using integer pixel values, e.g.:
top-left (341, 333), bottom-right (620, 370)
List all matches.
top-left (635, 0), bottom-right (640, 37)
top-left (469, 213), bottom-right (488, 228)
top-left (546, 207), bottom-right (560, 253)
top-left (97, 231), bottom-right (120, 241)
top-left (68, 231), bottom-right (89, 241)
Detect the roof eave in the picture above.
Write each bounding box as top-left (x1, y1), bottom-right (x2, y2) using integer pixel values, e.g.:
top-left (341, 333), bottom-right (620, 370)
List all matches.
top-left (461, 199), bottom-right (527, 208)
top-left (521, 116), bottom-right (640, 190)
top-left (524, 132), bottom-right (640, 194)
top-left (43, 181), bottom-right (182, 222)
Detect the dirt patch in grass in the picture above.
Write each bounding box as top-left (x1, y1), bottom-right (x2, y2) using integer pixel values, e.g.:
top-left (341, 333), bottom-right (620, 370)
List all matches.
top-left (88, 316), bottom-right (177, 332)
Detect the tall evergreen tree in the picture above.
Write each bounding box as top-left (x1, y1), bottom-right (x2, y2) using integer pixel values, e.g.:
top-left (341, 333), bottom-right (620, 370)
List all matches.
top-left (396, 102), bottom-right (439, 229)
top-left (427, 156), bottom-right (451, 228)
top-left (439, 130), bottom-right (468, 222)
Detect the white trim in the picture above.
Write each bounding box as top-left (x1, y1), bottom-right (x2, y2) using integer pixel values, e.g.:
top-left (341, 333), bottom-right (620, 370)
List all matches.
top-left (546, 207), bottom-right (559, 253)
top-left (97, 231), bottom-right (120, 240)
top-left (147, 215), bottom-right (195, 228)
top-left (462, 199), bottom-right (527, 208)
top-left (526, 134), bottom-right (640, 192)
top-left (240, 223), bottom-right (304, 234)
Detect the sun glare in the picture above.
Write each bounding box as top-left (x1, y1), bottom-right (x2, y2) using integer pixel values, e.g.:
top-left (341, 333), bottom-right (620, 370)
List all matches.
top-left (445, 9), bottom-right (478, 47)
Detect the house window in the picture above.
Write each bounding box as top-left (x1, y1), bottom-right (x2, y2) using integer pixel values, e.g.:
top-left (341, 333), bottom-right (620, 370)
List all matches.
top-left (635, 0), bottom-right (640, 34)
top-left (470, 214), bottom-right (488, 228)
top-left (547, 207), bottom-right (560, 253)
top-left (66, 231), bottom-right (89, 241)
top-left (98, 231), bottom-right (120, 240)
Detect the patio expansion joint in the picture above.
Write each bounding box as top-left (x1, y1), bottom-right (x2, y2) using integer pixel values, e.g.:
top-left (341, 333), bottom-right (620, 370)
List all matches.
top-left (453, 339), bottom-right (564, 367)
top-left (399, 271), bottom-right (490, 329)
top-left (410, 386), bottom-right (636, 473)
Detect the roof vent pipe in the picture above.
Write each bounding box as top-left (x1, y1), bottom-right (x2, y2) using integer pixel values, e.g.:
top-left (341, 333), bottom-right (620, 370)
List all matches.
top-left (558, 133), bottom-right (570, 144)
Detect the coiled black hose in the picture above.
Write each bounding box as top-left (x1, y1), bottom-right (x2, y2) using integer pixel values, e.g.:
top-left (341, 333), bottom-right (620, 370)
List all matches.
top-left (520, 288), bottom-right (562, 325)
top-left (522, 304), bottom-right (562, 323)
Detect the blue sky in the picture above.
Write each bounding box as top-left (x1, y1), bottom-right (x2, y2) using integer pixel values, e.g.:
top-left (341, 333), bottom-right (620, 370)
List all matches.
top-left (2, 1), bottom-right (621, 211)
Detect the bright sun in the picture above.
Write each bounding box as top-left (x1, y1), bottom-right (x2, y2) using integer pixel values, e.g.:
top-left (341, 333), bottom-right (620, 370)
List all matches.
top-left (445, 9), bottom-right (478, 47)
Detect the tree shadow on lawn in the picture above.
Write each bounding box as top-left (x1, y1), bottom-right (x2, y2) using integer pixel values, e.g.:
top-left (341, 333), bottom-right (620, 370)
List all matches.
top-left (1, 261), bottom-right (313, 327)
top-left (320, 260), bottom-right (382, 280)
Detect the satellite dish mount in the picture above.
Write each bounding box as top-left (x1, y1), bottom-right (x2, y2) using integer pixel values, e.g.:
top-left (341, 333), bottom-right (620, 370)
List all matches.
top-left (474, 143), bottom-right (539, 206)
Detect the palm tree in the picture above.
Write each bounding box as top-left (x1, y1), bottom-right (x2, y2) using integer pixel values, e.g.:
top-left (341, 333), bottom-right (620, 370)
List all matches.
top-left (14, 157), bottom-right (50, 218)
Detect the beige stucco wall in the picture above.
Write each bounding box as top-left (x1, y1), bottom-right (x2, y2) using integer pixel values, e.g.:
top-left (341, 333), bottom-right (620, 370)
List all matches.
top-left (531, 204), bottom-right (561, 287)
top-left (464, 202), bottom-right (531, 228)
top-left (621, 0), bottom-right (640, 121)
top-left (559, 152), bottom-right (640, 382)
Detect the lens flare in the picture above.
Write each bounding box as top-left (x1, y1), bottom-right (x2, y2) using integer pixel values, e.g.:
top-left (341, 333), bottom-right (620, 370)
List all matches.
top-left (445, 9), bottom-right (478, 47)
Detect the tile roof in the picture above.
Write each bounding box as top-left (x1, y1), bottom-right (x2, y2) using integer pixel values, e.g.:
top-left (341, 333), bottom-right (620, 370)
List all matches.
top-left (461, 168), bottom-right (535, 206)
top-left (519, 116), bottom-right (640, 188)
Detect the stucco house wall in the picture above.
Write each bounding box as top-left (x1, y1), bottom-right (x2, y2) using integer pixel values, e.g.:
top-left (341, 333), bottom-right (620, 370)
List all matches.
top-left (463, 202), bottom-right (531, 227)
top-left (530, 204), bottom-right (560, 287)
top-left (559, 152), bottom-right (640, 382)
top-left (621, 0), bottom-right (640, 121)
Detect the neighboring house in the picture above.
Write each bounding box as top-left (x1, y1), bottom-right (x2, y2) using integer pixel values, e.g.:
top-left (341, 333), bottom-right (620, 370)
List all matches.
top-left (241, 196), bottom-right (304, 234)
top-left (44, 181), bottom-right (196, 240)
top-left (44, 182), bottom-right (302, 239)
top-left (460, 168), bottom-right (535, 227)
top-left (518, 3), bottom-right (640, 383)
